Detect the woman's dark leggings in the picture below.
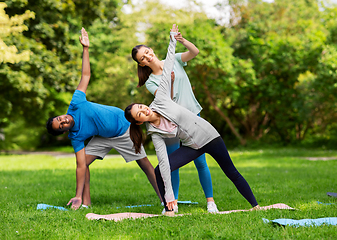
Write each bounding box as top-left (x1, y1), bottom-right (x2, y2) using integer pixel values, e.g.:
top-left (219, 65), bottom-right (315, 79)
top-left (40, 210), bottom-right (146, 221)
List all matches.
top-left (155, 137), bottom-right (258, 211)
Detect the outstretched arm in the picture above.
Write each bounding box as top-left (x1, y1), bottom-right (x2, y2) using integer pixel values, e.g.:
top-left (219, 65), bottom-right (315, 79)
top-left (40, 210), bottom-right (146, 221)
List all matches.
top-left (76, 27), bottom-right (91, 94)
top-left (154, 24), bottom-right (177, 100)
top-left (153, 71), bottom-right (175, 99)
top-left (173, 25), bottom-right (199, 63)
top-left (67, 148), bottom-right (87, 210)
top-left (152, 24), bottom-right (178, 211)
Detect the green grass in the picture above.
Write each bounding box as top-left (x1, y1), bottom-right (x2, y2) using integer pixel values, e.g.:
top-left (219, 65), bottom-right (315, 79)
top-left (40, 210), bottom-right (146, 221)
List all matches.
top-left (1, 148), bottom-right (337, 239)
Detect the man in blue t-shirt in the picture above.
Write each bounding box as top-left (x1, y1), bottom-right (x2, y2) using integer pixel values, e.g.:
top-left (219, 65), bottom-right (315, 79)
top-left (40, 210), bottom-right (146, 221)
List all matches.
top-left (46, 28), bottom-right (161, 210)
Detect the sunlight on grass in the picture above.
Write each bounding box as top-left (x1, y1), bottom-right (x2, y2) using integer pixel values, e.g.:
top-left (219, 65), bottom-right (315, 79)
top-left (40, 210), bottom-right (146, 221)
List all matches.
top-left (0, 155), bottom-right (160, 171)
top-left (0, 155), bottom-right (76, 171)
top-left (1, 148), bottom-right (337, 239)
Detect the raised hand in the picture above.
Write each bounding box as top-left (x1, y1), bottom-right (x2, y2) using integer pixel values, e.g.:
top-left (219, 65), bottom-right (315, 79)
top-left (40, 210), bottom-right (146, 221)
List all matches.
top-left (79, 27), bottom-right (89, 47)
top-left (170, 24), bottom-right (179, 33)
top-left (174, 32), bottom-right (184, 43)
top-left (170, 23), bottom-right (199, 62)
top-left (170, 24), bottom-right (184, 43)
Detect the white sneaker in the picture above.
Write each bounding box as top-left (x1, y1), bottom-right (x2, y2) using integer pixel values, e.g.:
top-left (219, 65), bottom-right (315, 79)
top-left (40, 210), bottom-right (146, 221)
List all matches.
top-left (207, 202), bottom-right (219, 213)
top-left (161, 204), bottom-right (178, 215)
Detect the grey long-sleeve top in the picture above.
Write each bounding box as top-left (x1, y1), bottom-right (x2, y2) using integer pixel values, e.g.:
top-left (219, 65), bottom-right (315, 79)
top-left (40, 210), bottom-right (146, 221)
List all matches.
top-left (146, 32), bottom-right (220, 203)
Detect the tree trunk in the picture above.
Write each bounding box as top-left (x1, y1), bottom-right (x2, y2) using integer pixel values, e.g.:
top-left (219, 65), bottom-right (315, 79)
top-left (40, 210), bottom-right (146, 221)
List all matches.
top-left (201, 75), bottom-right (246, 145)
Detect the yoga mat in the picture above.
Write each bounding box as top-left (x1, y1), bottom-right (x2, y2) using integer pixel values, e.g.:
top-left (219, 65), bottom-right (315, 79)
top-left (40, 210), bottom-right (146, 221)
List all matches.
top-left (263, 217), bottom-right (337, 227)
top-left (217, 203), bottom-right (295, 214)
top-left (317, 201), bottom-right (335, 205)
top-left (115, 201), bottom-right (198, 209)
top-left (177, 200), bottom-right (198, 204)
top-left (86, 212), bottom-right (160, 221)
top-left (37, 203), bottom-right (68, 211)
top-left (116, 204), bottom-right (154, 209)
top-left (86, 203), bottom-right (294, 222)
top-left (327, 192), bottom-right (337, 198)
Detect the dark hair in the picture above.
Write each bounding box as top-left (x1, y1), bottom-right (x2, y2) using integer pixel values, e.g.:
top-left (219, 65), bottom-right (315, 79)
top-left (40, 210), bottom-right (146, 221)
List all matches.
top-left (131, 45), bottom-right (153, 87)
top-left (46, 116), bottom-right (64, 136)
top-left (124, 103), bottom-right (145, 154)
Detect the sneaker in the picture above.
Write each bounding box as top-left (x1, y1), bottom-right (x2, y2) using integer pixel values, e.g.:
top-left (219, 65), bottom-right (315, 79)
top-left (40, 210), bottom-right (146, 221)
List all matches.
top-left (161, 204), bottom-right (178, 215)
top-left (80, 204), bottom-right (89, 209)
top-left (163, 210), bottom-right (175, 217)
top-left (207, 201), bottom-right (219, 213)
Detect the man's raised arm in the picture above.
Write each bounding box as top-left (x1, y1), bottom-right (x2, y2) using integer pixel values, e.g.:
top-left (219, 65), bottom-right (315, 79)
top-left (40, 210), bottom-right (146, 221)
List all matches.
top-left (76, 27), bottom-right (90, 94)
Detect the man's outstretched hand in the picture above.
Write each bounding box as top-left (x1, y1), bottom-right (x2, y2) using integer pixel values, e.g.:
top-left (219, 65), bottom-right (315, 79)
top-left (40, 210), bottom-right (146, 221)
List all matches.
top-left (67, 197), bottom-right (82, 210)
top-left (79, 27), bottom-right (89, 47)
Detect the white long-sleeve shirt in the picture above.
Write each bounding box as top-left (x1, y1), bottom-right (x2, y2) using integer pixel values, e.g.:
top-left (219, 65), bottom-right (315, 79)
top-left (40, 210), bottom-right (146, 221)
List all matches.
top-left (146, 32), bottom-right (220, 203)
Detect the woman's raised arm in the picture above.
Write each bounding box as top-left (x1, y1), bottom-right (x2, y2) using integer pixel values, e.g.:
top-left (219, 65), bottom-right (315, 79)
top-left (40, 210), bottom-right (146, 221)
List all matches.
top-left (155, 24), bottom-right (178, 99)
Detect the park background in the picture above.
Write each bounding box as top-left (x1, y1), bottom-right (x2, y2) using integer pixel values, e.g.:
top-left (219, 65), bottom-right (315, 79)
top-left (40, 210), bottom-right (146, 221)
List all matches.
top-left (2, 0), bottom-right (337, 152)
top-left (2, 1), bottom-right (337, 239)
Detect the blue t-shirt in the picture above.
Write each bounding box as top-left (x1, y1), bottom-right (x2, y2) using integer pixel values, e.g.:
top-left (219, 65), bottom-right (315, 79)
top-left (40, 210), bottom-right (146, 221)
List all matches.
top-left (67, 90), bottom-right (130, 153)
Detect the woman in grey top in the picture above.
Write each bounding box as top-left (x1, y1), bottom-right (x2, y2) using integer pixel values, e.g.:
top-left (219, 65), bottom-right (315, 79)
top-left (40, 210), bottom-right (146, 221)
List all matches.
top-left (131, 25), bottom-right (217, 213)
top-left (125, 24), bottom-right (259, 214)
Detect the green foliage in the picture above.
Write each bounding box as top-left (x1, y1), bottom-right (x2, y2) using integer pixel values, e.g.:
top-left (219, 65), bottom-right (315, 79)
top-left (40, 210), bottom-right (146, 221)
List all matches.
top-left (3, 0), bottom-right (337, 150)
top-left (85, 18), bottom-right (142, 109)
top-left (86, 1), bottom-right (206, 109)
top-left (221, 0), bottom-right (336, 144)
top-left (0, 119), bottom-right (44, 150)
top-left (1, 0), bottom-right (123, 150)
top-left (0, 2), bottom-right (34, 64)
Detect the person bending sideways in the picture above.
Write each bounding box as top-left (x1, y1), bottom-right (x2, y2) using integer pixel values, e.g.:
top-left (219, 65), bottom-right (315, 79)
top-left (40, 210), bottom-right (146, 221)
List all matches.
top-left (131, 24), bottom-right (217, 213)
top-left (125, 24), bottom-right (259, 215)
top-left (46, 28), bottom-right (162, 210)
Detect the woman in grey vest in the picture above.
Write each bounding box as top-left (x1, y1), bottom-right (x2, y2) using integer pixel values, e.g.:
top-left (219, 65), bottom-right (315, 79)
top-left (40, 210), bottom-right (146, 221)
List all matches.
top-left (131, 25), bottom-right (217, 213)
top-left (125, 24), bottom-right (259, 214)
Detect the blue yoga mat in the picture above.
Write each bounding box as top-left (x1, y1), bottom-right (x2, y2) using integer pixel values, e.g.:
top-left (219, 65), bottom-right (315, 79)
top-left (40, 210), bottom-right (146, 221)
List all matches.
top-left (177, 200), bottom-right (198, 204)
top-left (37, 203), bottom-right (68, 211)
top-left (116, 200), bottom-right (198, 209)
top-left (116, 204), bottom-right (154, 209)
top-left (263, 217), bottom-right (337, 227)
top-left (317, 201), bottom-right (335, 205)
top-left (327, 192), bottom-right (337, 198)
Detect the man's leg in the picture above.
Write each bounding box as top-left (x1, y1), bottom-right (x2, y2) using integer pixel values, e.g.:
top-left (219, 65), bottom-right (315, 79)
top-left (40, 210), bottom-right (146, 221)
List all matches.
top-left (82, 154), bottom-right (99, 206)
top-left (136, 157), bottom-right (163, 202)
top-left (98, 128), bottom-right (162, 202)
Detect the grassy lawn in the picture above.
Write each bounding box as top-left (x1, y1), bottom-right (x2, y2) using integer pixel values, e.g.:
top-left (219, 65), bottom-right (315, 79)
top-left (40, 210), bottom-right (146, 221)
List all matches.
top-left (1, 148), bottom-right (337, 239)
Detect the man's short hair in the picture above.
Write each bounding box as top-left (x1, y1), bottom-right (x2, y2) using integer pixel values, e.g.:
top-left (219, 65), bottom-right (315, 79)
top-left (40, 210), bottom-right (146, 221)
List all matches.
top-left (46, 116), bottom-right (64, 136)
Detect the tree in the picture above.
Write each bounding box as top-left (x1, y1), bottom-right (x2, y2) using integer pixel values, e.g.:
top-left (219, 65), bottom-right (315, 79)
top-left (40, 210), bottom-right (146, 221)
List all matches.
top-left (0, 2), bottom-right (35, 149)
top-left (220, 0), bottom-right (330, 144)
top-left (0, 3), bottom-right (34, 64)
top-left (1, 0), bottom-right (122, 150)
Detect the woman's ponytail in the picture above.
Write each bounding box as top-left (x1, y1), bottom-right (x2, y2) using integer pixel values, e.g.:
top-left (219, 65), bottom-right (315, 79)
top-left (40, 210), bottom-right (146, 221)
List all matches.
top-left (129, 122), bottom-right (144, 154)
top-left (132, 45), bottom-right (153, 87)
top-left (125, 103), bottom-right (144, 154)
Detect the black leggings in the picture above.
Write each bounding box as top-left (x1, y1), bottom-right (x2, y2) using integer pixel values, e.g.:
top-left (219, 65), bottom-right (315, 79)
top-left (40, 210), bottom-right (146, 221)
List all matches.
top-left (155, 137), bottom-right (258, 211)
